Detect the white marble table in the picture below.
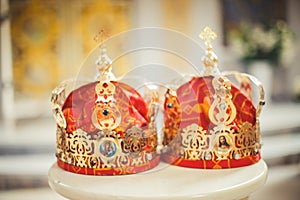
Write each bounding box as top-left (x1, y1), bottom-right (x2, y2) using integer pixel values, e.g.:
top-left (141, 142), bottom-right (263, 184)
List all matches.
top-left (48, 160), bottom-right (268, 200)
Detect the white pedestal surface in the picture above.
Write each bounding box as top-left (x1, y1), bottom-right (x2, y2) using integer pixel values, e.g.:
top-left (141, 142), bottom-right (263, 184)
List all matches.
top-left (48, 160), bottom-right (268, 200)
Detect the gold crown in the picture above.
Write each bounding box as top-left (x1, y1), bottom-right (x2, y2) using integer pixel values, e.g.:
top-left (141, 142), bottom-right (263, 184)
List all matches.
top-left (51, 45), bottom-right (160, 175)
top-left (162, 27), bottom-right (265, 169)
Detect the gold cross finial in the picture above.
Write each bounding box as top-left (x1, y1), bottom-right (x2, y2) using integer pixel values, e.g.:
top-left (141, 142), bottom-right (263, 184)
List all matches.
top-left (94, 29), bottom-right (110, 43)
top-left (199, 26), bottom-right (217, 48)
top-left (199, 26), bottom-right (219, 70)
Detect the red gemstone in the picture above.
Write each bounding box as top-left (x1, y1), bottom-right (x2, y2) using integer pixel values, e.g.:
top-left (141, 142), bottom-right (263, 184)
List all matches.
top-left (103, 83), bottom-right (108, 88)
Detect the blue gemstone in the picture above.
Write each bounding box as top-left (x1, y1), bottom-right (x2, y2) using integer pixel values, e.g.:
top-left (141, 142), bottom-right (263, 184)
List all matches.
top-left (102, 109), bottom-right (109, 116)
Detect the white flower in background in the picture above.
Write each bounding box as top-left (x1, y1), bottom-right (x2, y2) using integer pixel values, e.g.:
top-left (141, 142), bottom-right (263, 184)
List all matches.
top-left (279, 23), bottom-right (295, 66)
top-left (259, 29), bottom-right (277, 52)
top-left (229, 20), bottom-right (294, 67)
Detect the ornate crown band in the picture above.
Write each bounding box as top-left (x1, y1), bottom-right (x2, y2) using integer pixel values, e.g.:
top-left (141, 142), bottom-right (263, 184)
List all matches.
top-left (56, 125), bottom-right (159, 175)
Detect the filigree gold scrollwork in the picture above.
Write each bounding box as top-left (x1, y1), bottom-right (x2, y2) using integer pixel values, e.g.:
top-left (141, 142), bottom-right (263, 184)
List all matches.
top-left (56, 127), bottom-right (65, 160)
top-left (87, 156), bottom-right (102, 168)
top-left (75, 156), bottom-right (89, 167)
top-left (60, 129), bottom-right (94, 167)
top-left (51, 81), bottom-right (68, 128)
top-left (51, 84), bottom-right (66, 106)
top-left (131, 152), bottom-right (147, 165)
top-left (56, 126), bottom-right (155, 169)
top-left (181, 123), bottom-right (211, 160)
top-left (95, 81), bottom-right (115, 102)
top-left (201, 151), bottom-right (215, 161)
top-left (210, 123), bottom-right (235, 136)
top-left (255, 120), bottom-right (261, 148)
top-left (93, 81), bottom-right (121, 130)
top-left (209, 76), bottom-right (237, 127)
top-left (101, 162), bottom-right (116, 169)
top-left (236, 122), bottom-right (256, 148)
top-left (116, 154), bottom-right (130, 167)
top-left (229, 122), bottom-right (258, 159)
top-left (122, 126), bottom-right (146, 154)
top-left (181, 124), bottom-right (209, 149)
top-left (53, 106), bottom-right (67, 129)
top-left (99, 129), bottom-right (118, 138)
top-left (67, 129), bottom-right (94, 156)
top-left (92, 103), bottom-right (121, 130)
top-left (174, 122), bottom-right (260, 161)
top-left (54, 79), bottom-right (156, 170)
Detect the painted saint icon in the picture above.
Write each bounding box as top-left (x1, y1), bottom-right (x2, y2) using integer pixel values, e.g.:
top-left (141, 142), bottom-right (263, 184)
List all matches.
top-left (219, 135), bottom-right (230, 149)
top-left (99, 140), bottom-right (117, 158)
top-left (216, 135), bottom-right (232, 154)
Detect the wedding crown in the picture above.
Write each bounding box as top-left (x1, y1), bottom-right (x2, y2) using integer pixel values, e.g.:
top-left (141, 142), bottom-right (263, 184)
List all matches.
top-left (51, 45), bottom-right (160, 175)
top-left (162, 27), bottom-right (265, 169)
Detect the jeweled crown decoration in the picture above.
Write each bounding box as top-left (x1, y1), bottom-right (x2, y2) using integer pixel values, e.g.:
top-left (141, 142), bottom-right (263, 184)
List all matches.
top-left (162, 27), bottom-right (265, 169)
top-left (51, 43), bottom-right (160, 175)
top-left (51, 27), bottom-right (265, 174)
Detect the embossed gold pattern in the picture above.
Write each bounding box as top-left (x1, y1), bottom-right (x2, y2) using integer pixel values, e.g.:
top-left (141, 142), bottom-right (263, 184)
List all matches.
top-left (93, 81), bottom-right (121, 130)
top-left (170, 121), bottom-right (259, 162)
top-left (209, 76), bottom-right (236, 126)
top-left (56, 126), bottom-right (157, 169)
top-left (51, 80), bottom-right (70, 128)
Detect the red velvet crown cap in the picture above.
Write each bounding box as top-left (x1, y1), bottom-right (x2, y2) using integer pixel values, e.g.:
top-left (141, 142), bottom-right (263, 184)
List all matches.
top-left (177, 76), bottom-right (256, 129)
top-left (62, 81), bottom-right (149, 134)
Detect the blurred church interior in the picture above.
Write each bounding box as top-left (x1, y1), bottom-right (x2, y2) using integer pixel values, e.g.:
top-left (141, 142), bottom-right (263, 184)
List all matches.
top-left (0, 0), bottom-right (299, 199)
